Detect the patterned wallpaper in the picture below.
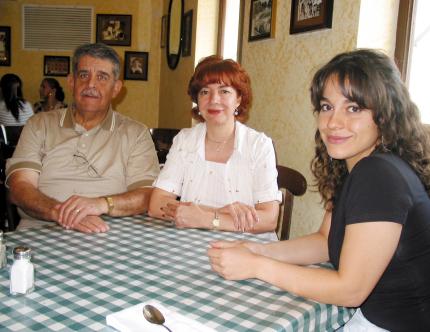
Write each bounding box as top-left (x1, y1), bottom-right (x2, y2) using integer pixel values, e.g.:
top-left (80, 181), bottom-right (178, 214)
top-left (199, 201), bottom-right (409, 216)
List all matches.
top-left (242, 0), bottom-right (362, 238)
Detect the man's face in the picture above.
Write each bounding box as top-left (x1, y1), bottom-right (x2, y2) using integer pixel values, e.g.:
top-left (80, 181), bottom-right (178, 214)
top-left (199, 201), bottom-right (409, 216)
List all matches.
top-left (68, 55), bottom-right (122, 115)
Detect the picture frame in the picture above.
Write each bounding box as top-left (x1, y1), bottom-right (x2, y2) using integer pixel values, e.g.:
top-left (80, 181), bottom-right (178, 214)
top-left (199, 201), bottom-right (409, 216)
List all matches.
top-left (248, 0), bottom-right (276, 42)
top-left (43, 56), bottom-right (70, 76)
top-left (96, 14), bottom-right (132, 46)
top-left (124, 51), bottom-right (148, 81)
top-left (160, 15), bottom-right (167, 48)
top-left (290, 0), bottom-right (333, 34)
top-left (0, 26), bottom-right (11, 66)
top-left (182, 10), bottom-right (193, 56)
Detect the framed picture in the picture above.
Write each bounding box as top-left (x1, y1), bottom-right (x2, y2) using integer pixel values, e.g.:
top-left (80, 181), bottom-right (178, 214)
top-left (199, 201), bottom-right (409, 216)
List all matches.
top-left (182, 10), bottom-right (193, 56)
top-left (96, 14), bottom-right (132, 46)
top-left (0, 26), bottom-right (11, 66)
top-left (43, 56), bottom-right (70, 76)
top-left (248, 0), bottom-right (276, 42)
top-left (290, 0), bottom-right (333, 34)
top-left (124, 51), bottom-right (148, 81)
top-left (161, 15), bottom-right (167, 48)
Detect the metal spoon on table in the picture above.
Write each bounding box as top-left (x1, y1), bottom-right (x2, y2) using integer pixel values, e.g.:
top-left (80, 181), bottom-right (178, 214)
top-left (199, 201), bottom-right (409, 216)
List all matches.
top-left (143, 304), bottom-right (173, 332)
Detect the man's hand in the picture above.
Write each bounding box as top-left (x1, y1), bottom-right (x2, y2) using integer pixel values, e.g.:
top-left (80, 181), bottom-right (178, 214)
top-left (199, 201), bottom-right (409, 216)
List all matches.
top-left (70, 216), bottom-right (109, 233)
top-left (56, 195), bottom-right (107, 229)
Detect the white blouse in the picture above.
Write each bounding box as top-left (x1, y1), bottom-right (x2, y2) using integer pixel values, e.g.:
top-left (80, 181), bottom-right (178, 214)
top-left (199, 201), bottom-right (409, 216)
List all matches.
top-left (153, 121), bottom-right (282, 207)
top-left (0, 100), bottom-right (34, 126)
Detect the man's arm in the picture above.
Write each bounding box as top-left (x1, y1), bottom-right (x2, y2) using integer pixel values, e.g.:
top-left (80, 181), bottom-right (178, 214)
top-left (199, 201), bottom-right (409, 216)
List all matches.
top-left (57, 187), bottom-right (153, 228)
top-left (8, 169), bottom-right (60, 222)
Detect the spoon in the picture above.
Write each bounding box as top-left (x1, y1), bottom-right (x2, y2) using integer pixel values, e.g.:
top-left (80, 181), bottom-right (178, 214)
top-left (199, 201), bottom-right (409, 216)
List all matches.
top-left (143, 304), bottom-right (173, 332)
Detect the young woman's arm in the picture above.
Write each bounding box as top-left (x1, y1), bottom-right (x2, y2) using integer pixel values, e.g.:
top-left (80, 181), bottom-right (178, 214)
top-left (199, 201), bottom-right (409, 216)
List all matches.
top-left (209, 211), bottom-right (402, 307)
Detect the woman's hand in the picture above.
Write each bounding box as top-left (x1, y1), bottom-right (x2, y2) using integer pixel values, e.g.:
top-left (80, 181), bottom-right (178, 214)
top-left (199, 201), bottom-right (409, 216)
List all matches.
top-left (207, 240), bottom-right (260, 280)
top-left (218, 202), bottom-right (259, 232)
top-left (163, 202), bottom-right (208, 228)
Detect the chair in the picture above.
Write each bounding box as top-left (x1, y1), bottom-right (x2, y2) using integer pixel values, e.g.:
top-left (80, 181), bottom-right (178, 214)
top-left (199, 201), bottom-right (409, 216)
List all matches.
top-left (0, 126), bottom-right (23, 231)
top-left (276, 165), bottom-right (307, 240)
top-left (0, 125), bottom-right (24, 147)
top-left (149, 128), bottom-right (180, 164)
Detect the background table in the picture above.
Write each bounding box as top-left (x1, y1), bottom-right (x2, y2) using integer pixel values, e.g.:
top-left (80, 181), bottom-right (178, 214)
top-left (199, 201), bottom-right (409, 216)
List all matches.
top-left (0, 215), bottom-right (353, 331)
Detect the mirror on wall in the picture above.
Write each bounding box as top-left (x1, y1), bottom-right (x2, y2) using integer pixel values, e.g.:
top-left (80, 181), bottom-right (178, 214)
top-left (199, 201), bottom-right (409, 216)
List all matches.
top-left (166, 0), bottom-right (184, 69)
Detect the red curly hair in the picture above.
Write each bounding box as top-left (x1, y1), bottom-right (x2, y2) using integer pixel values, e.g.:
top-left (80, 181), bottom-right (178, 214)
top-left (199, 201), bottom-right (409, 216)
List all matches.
top-left (187, 55), bottom-right (252, 123)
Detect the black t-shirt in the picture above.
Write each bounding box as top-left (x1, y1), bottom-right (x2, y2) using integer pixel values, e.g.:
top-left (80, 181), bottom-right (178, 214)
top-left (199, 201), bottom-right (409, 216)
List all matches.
top-left (329, 153), bottom-right (430, 331)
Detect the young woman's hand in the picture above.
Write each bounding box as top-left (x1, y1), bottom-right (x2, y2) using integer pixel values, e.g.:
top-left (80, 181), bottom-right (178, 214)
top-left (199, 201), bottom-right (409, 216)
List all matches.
top-left (207, 240), bottom-right (260, 280)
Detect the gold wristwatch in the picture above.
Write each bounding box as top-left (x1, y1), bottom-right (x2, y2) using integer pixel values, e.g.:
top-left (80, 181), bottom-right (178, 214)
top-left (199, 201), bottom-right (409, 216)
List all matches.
top-left (104, 196), bottom-right (114, 215)
top-left (212, 210), bottom-right (220, 229)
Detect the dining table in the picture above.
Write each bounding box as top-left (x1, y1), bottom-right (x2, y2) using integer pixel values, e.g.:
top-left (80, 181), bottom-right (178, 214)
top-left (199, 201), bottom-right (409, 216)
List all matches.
top-left (0, 215), bottom-right (354, 331)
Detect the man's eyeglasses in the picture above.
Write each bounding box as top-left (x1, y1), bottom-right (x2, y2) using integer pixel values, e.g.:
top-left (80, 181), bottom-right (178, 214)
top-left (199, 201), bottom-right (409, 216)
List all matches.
top-left (73, 151), bottom-right (101, 178)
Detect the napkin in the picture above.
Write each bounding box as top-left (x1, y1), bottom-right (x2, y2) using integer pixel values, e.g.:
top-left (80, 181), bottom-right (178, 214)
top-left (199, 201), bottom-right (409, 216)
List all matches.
top-left (106, 301), bottom-right (215, 332)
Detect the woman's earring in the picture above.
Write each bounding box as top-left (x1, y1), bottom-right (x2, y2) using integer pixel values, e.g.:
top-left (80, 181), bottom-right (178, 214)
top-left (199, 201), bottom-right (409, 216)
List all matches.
top-left (234, 109), bottom-right (239, 116)
top-left (198, 111), bottom-right (201, 116)
top-left (380, 135), bottom-right (389, 151)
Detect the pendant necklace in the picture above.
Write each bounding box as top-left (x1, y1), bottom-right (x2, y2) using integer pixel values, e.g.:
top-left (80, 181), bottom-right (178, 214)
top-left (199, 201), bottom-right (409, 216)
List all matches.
top-left (206, 131), bottom-right (234, 153)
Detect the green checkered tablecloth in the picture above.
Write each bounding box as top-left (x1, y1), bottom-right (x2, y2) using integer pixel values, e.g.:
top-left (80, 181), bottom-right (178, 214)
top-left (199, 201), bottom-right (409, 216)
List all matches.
top-left (0, 215), bottom-right (353, 331)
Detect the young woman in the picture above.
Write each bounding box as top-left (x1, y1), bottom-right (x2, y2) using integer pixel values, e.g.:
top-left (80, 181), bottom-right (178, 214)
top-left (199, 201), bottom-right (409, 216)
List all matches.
top-left (33, 78), bottom-right (66, 113)
top-left (149, 56), bottom-right (281, 238)
top-left (0, 73), bottom-right (33, 125)
top-left (208, 49), bottom-right (430, 331)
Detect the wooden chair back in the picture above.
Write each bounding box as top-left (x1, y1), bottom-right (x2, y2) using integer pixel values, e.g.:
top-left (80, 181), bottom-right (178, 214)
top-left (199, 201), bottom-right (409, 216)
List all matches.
top-left (0, 125), bottom-right (24, 147)
top-left (276, 165), bottom-right (307, 240)
top-left (0, 126), bottom-right (23, 231)
top-left (149, 128), bottom-right (180, 164)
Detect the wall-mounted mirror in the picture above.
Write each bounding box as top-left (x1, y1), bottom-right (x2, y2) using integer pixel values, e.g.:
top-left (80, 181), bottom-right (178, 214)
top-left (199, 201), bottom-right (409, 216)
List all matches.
top-left (166, 0), bottom-right (184, 69)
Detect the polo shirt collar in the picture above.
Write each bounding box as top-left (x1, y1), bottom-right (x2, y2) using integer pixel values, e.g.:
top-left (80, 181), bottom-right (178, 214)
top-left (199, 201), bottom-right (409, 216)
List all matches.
top-left (60, 105), bottom-right (115, 132)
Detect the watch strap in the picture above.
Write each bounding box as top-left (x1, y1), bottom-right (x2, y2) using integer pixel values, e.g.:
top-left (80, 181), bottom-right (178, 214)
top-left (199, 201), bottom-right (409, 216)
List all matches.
top-left (212, 210), bottom-right (220, 229)
top-left (104, 196), bottom-right (114, 215)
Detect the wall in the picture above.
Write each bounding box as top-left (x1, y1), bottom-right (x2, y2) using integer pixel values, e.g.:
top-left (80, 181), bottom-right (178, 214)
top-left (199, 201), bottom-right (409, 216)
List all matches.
top-left (357, 0), bottom-right (400, 56)
top-left (158, 0), bottom-right (197, 129)
top-left (241, 0), bottom-right (361, 238)
top-left (0, 0), bottom-right (162, 128)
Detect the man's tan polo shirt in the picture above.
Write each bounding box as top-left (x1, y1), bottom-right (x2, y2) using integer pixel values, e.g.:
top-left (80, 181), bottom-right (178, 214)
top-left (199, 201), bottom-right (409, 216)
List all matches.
top-left (6, 107), bottom-right (159, 204)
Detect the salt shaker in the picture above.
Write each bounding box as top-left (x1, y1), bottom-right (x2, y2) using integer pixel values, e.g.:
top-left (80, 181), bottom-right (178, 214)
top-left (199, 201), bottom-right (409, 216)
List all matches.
top-left (0, 230), bottom-right (6, 269)
top-left (10, 246), bottom-right (35, 295)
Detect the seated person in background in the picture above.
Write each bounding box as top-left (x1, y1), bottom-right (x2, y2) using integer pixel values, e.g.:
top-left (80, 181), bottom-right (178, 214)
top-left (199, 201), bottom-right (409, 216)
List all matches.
top-left (149, 56), bottom-right (281, 239)
top-left (0, 73), bottom-right (34, 125)
top-left (6, 43), bottom-right (159, 233)
top-left (208, 49), bottom-right (430, 331)
top-left (34, 78), bottom-right (67, 113)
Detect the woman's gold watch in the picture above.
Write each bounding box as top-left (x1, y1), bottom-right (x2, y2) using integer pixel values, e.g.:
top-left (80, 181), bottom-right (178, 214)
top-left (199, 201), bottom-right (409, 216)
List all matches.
top-left (212, 210), bottom-right (220, 229)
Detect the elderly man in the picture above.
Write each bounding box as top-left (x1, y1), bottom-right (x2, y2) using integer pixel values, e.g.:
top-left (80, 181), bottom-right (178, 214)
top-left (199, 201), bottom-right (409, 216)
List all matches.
top-left (6, 43), bottom-right (159, 233)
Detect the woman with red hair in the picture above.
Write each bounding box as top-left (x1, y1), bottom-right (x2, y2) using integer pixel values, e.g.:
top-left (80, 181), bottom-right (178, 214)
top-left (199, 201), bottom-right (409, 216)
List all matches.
top-left (149, 56), bottom-right (281, 238)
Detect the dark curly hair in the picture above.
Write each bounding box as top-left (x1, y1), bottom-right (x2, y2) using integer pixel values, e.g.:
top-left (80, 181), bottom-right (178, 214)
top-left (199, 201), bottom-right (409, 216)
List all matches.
top-left (310, 49), bottom-right (430, 209)
top-left (187, 55), bottom-right (252, 123)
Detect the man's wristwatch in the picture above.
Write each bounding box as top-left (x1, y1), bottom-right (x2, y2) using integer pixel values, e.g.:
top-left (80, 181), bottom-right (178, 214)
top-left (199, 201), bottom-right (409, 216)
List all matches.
top-left (212, 210), bottom-right (220, 229)
top-left (104, 196), bottom-right (114, 215)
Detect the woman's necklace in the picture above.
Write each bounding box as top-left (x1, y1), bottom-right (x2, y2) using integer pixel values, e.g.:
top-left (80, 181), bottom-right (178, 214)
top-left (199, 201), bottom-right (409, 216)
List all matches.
top-left (206, 132), bottom-right (234, 153)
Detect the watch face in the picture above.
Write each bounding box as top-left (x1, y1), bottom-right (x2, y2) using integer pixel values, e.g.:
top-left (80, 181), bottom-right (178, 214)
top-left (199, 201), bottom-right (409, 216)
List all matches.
top-left (212, 219), bottom-right (220, 228)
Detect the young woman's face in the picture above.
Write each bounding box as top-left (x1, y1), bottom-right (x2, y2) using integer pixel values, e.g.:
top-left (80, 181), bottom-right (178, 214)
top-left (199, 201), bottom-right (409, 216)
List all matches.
top-left (197, 82), bottom-right (241, 127)
top-left (318, 77), bottom-right (379, 171)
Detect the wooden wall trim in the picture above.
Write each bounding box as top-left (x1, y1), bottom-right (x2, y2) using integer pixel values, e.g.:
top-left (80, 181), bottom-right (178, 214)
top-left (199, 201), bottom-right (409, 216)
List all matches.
top-left (394, 0), bottom-right (415, 82)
